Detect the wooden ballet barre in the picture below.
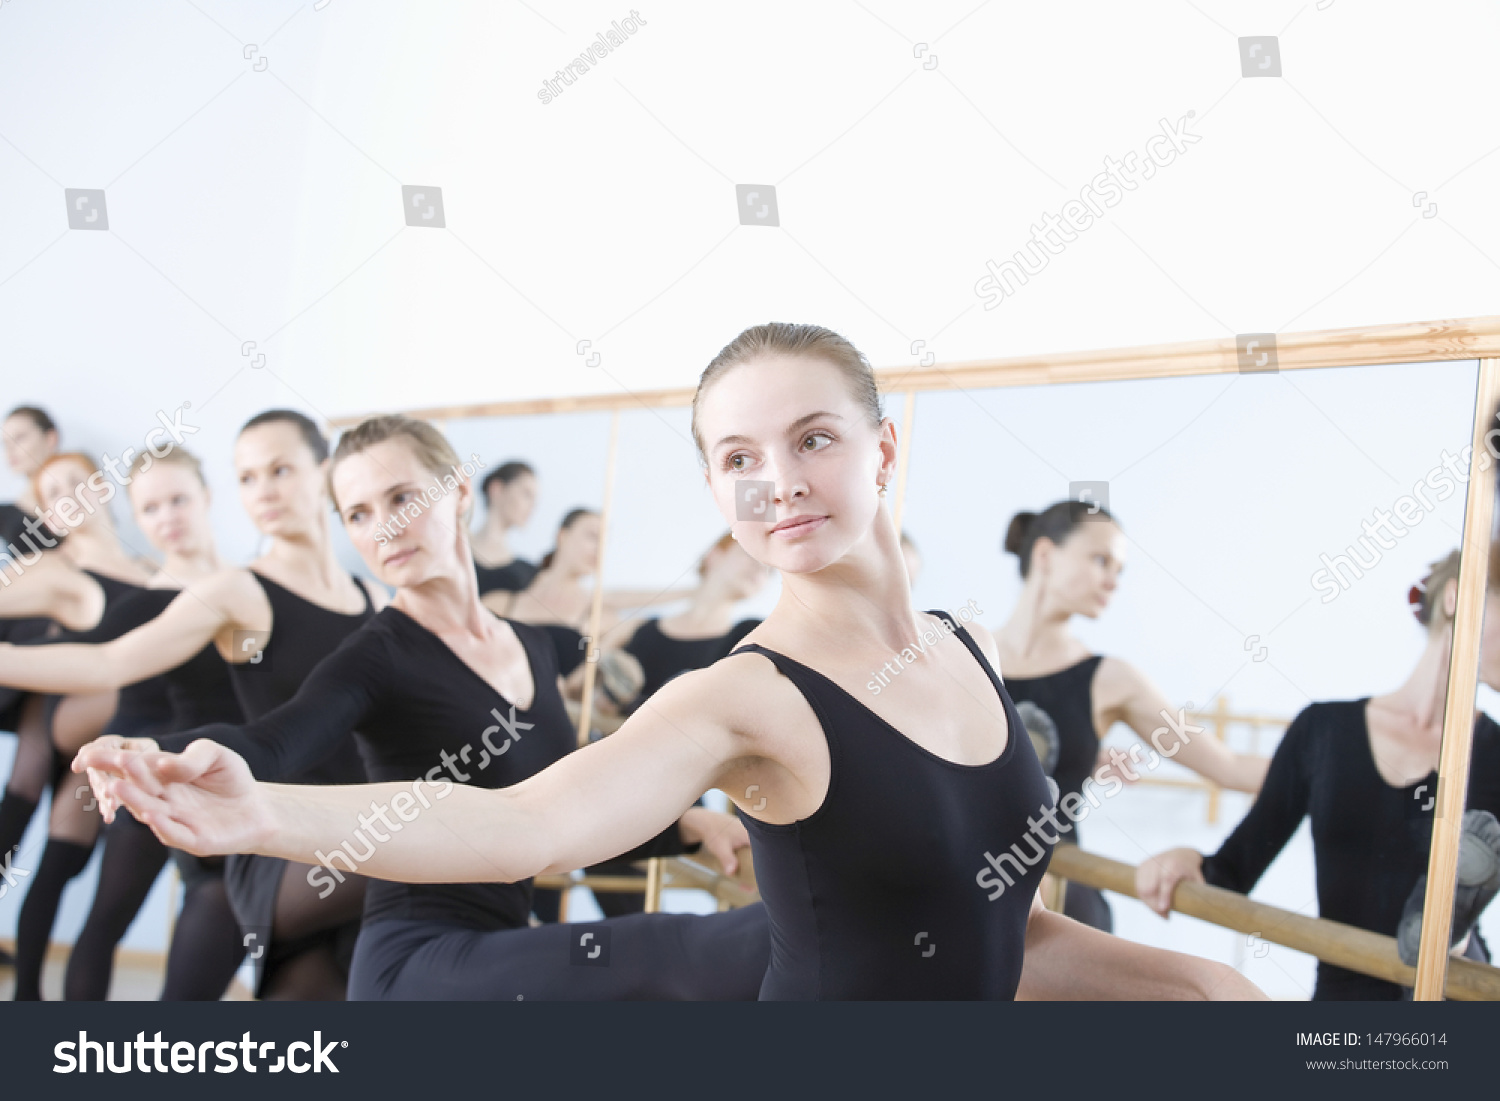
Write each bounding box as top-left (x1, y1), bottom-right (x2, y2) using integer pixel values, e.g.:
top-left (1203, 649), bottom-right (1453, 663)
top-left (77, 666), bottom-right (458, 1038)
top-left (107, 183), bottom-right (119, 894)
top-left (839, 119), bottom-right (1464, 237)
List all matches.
top-left (326, 315), bottom-right (1500, 427)
top-left (534, 851), bottom-right (760, 915)
top-left (1047, 845), bottom-right (1500, 1001)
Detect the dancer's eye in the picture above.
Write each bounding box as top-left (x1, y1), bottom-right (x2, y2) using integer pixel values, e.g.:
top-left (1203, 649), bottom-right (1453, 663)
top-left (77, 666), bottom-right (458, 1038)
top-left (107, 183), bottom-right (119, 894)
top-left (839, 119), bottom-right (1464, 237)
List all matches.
top-left (801, 431), bottom-right (833, 452)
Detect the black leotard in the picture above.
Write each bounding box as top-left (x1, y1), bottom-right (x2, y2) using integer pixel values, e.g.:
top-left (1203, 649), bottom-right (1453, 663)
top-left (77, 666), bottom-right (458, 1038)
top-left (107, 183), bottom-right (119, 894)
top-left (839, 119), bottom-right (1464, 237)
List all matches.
top-left (729, 610), bottom-right (1056, 1000)
top-left (1002, 655), bottom-right (1112, 931)
top-left (198, 570), bottom-right (375, 995)
top-left (159, 607), bottom-right (691, 929)
top-left (474, 557), bottom-right (538, 596)
top-left (539, 623), bottom-right (586, 677)
top-left (1201, 700), bottom-right (1500, 1000)
top-left (623, 618), bottom-right (761, 708)
top-left (224, 571), bottom-right (373, 783)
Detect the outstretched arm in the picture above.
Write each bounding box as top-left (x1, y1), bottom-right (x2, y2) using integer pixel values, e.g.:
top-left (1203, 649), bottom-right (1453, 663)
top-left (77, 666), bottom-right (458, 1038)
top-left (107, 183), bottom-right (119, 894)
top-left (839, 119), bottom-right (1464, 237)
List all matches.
top-left (82, 663), bottom-right (747, 883)
top-left (0, 571), bottom-right (247, 692)
top-left (0, 553), bottom-right (102, 633)
top-left (1097, 658), bottom-right (1269, 793)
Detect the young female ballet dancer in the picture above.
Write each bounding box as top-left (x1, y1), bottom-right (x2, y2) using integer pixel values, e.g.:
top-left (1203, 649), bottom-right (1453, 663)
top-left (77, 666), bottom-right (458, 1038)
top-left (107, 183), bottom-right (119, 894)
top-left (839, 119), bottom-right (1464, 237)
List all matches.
top-left (1136, 548), bottom-right (1500, 1000)
top-left (54, 449), bottom-right (248, 1000)
top-left (1, 411), bottom-right (384, 1000)
top-left (0, 450), bottom-right (164, 998)
top-left (86, 415), bottom-right (767, 999)
top-left (83, 323), bottom-right (1267, 1000)
top-left (995, 503), bottom-right (1270, 932)
top-left (470, 461), bottom-right (539, 595)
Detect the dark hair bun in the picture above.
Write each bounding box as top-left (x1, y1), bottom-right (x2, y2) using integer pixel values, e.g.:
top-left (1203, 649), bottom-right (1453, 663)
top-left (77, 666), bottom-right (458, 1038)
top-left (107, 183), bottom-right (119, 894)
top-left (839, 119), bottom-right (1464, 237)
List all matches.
top-left (1003, 512), bottom-right (1036, 556)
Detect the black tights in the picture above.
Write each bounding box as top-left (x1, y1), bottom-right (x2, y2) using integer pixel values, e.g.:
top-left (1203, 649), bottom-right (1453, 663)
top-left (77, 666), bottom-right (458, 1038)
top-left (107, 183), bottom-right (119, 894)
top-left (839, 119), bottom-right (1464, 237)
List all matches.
top-left (62, 812), bottom-right (167, 1000)
top-left (0, 694), bottom-right (54, 864)
top-left (161, 869), bottom-right (247, 1001)
top-left (11, 837), bottom-right (93, 1000)
top-left (260, 864), bottom-right (366, 1001)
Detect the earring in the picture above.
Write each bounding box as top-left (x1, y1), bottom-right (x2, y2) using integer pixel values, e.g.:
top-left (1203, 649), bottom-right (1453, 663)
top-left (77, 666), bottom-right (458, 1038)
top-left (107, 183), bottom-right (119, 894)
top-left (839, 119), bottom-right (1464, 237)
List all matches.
top-left (878, 483), bottom-right (888, 497)
top-left (730, 530), bottom-right (738, 540)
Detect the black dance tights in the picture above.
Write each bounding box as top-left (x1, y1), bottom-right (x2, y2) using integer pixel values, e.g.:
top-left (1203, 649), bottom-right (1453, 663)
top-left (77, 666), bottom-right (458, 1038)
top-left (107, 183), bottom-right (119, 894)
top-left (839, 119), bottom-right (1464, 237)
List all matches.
top-left (160, 872), bottom-right (246, 1001)
top-left (260, 864), bottom-right (366, 1001)
top-left (12, 838), bottom-right (93, 1000)
top-left (0, 694), bottom-right (54, 865)
top-left (62, 812), bottom-right (167, 1000)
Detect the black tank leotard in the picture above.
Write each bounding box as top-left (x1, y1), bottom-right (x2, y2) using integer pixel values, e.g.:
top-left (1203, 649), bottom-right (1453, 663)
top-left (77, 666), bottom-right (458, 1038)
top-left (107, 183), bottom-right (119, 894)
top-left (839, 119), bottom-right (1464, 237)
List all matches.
top-left (213, 570), bottom-right (375, 994)
top-left (1002, 655), bottom-right (1112, 931)
top-left (729, 609), bottom-right (1056, 1000)
top-left (474, 557), bottom-right (538, 596)
top-left (623, 618), bottom-right (761, 708)
top-left (160, 605), bottom-right (770, 999)
top-left (1201, 700), bottom-right (1500, 1000)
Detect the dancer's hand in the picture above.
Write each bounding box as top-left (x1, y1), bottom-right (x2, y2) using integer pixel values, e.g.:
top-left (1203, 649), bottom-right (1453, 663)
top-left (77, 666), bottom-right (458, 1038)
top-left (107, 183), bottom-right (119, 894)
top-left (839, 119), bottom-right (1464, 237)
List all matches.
top-left (1137, 846), bottom-right (1204, 917)
top-left (679, 806), bottom-right (751, 876)
top-left (72, 734), bottom-right (160, 822)
top-left (72, 738), bottom-right (271, 857)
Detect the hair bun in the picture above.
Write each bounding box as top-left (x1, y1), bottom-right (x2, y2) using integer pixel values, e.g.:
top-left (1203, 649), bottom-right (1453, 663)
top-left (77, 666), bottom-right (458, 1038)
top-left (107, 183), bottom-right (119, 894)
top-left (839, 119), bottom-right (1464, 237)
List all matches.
top-left (1003, 511), bottom-right (1037, 556)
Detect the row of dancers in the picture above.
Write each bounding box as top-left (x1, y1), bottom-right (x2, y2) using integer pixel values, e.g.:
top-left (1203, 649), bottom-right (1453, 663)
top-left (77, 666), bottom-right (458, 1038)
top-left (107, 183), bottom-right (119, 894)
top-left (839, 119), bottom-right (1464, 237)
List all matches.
top-left (1, 321), bottom-right (1496, 999)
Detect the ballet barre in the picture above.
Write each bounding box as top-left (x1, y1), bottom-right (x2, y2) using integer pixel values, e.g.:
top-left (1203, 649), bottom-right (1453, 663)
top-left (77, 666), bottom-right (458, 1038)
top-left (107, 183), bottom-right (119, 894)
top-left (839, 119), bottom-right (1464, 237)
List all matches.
top-left (1048, 845), bottom-right (1500, 1001)
top-left (535, 849), bottom-right (760, 918)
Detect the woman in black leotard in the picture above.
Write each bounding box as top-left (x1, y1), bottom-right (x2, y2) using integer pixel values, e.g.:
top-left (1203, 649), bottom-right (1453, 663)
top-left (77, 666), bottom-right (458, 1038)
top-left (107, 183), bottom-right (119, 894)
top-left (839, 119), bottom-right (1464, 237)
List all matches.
top-left (995, 503), bottom-right (1269, 933)
top-left (3, 411), bottom-right (385, 1000)
top-left (470, 461), bottom-right (540, 595)
top-left (87, 323), bottom-right (1266, 1000)
top-left (1138, 548), bottom-right (1500, 1000)
top-left (57, 448), bottom-right (247, 1001)
top-left (0, 449), bottom-right (163, 998)
top-left (95, 415), bottom-right (764, 999)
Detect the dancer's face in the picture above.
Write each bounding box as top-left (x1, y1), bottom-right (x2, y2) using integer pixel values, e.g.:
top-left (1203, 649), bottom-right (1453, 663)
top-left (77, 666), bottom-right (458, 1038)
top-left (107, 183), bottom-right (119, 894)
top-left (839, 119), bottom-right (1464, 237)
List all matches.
top-left (554, 514), bottom-right (600, 573)
top-left (1036, 521), bottom-right (1125, 617)
top-left (492, 473), bottom-right (537, 528)
top-left (698, 354), bottom-right (894, 576)
top-left (234, 423), bottom-right (328, 538)
top-left (130, 463), bottom-right (212, 556)
top-left (4, 414), bottom-right (56, 478)
top-left (334, 438), bottom-right (471, 589)
top-left (36, 458), bottom-right (106, 534)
